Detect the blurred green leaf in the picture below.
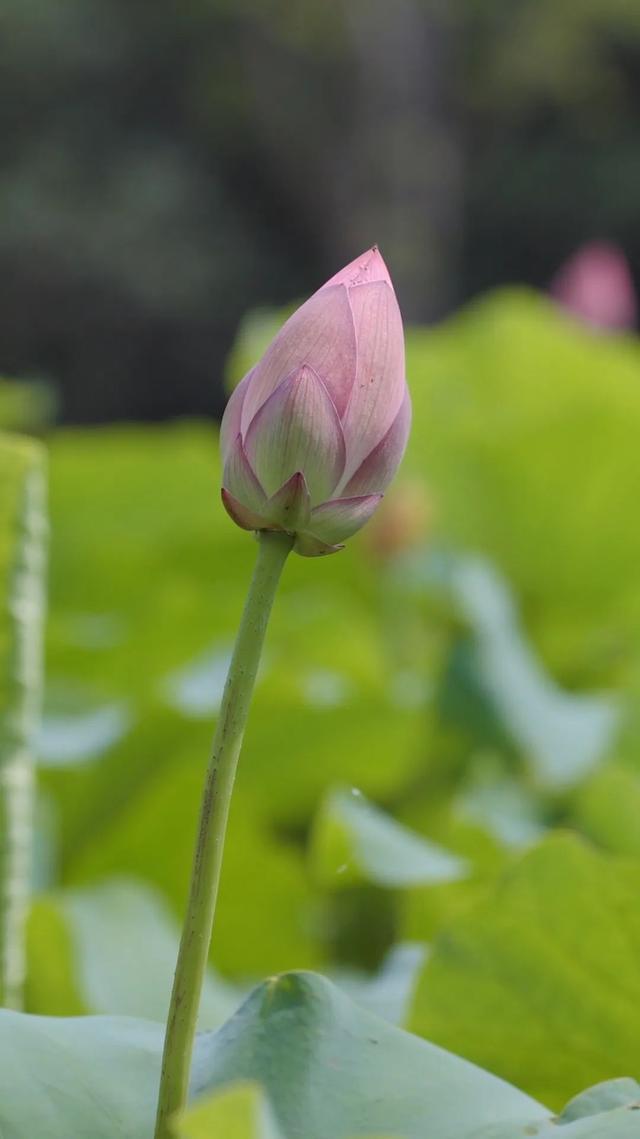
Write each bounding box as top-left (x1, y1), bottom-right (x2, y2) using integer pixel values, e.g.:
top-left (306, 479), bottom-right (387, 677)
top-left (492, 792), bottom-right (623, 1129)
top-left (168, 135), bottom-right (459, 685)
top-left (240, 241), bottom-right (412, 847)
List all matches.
top-left (310, 786), bottom-right (468, 889)
top-left (25, 894), bottom-right (86, 1015)
top-left (447, 556), bottom-right (619, 789)
top-left (0, 381), bottom-right (55, 434)
top-left (404, 291), bottom-right (640, 680)
top-left (175, 1079), bottom-right (407, 1139)
top-left (57, 740), bottom-right (323, 976)
top-left (572, 765), bottom-right (640, 858)
top-left (173, 1081), bottom-right (284, 1139)
top-left (454, 764), bottom-right (547, 851)
top-left (328, 943), bottom-right (426, 1026)
top-left (224, 307), bottom-right (294, 394)
top-left (409, 835), bottom-right (640, 1108)
top-left (41, 423), bottom-right (423, 976)
top-left (27, 879), bottom-right (241, 1026)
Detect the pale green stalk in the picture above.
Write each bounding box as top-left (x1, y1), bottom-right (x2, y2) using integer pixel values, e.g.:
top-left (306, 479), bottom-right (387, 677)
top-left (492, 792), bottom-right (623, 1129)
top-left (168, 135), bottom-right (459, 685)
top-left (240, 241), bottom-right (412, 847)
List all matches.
top-left (154, 529), bottom-right (293, 1139)
top-left (0, 453), bottom-right (46, 1010)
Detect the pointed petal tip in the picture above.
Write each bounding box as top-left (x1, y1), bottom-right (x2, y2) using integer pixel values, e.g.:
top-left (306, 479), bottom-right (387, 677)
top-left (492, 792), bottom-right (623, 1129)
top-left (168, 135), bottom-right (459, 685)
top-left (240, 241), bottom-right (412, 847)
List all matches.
top-left (266, 471), bottom-right (311, 531)
top-left (291, 363), bottom-right (318, 385)
top-left (294, 533), bottom-right (345, 557)
top-left (321, 247), bottom-right (393, 292)
top-left (221, 488), bottom-right (270, 532)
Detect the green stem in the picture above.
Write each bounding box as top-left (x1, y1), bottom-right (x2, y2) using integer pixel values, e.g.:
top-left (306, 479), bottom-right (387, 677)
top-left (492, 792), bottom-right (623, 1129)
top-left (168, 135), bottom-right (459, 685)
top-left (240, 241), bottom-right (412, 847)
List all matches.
top-left (1, 458), bottom-right (46, 1010)
top-left (154, 529), bottom-right (293, 1139)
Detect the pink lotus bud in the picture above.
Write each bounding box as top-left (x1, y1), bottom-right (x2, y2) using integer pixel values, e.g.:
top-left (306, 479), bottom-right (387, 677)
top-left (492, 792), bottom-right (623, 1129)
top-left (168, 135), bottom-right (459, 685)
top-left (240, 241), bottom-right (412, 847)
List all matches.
top-left (220, 248), bottom-right (411, 555)
top-left (550, 242), bottom-right (637, 332)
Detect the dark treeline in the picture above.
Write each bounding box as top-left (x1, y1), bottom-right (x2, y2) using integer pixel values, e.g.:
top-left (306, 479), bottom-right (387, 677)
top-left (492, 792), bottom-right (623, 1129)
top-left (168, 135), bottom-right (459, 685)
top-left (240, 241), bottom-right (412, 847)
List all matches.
top-left (1, 0), bottom-right (639, 422)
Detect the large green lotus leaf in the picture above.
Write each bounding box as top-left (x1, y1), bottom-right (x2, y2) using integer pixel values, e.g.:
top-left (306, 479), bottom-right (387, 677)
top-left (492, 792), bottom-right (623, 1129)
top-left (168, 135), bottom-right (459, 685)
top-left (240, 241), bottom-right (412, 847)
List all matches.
top-left (190, 972), bottom-right (547, 1139)
top-left (0, 1007), bottom-right (164, 1138)
top-left (404, 290), bottom-right (640, 679)
top-left (309, 785), bottom-right (467, 889)
top-left (0, 972), bottom-right (548, 1139)
top-left (474, 1107), bottom-right (640, 1138)
top-left (0, 433), bottom-right (46, 1007)
top-left (3, 972), bottom-right (638, 1139)
top-left (409, 834), bottom-right (640, 1108)
top-left (178, 1079), bottom-right (640, 1139)
top-left (474, 1078), bottom-right (640, 1137)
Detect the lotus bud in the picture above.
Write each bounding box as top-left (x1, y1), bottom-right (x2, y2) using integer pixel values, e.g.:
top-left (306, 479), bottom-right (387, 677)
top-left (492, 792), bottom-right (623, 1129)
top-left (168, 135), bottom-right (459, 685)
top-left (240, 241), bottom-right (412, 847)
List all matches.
top-left (550, 242), bottom-right (637, 332)
top-left (220, 248), bottom-right (411, 556)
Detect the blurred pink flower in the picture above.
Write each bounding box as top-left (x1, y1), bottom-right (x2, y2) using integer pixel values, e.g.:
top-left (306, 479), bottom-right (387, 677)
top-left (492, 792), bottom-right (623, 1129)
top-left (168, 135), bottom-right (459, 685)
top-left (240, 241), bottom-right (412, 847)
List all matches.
top-left (550, 242), bottom-right (637, 332)
top-left (220, 247), bottom-right (411, 556)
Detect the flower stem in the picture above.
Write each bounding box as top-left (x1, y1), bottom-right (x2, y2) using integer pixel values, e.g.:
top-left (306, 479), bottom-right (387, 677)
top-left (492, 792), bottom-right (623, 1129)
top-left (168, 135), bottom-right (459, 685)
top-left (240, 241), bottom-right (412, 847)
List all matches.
top-left (154, 529), bottom-right (294, 1139)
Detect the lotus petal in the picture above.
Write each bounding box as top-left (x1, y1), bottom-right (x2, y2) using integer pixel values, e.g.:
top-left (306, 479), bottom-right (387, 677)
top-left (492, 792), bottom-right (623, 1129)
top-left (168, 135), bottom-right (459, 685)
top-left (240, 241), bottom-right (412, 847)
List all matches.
top-left (240, 287), bottom-right (357, 429)
top-left (219, 370), bottom-right (253, 464)
top-left (342, 387), bottom-right (412, 496)
top-left (341, 281), bottom-right (406, 484)
top-left (266, 471), bottom-right (311, 532)
top-left (294, 532), bottom-right (345, 557)
top-left (245, 365), bottom-right (346, 504)
top-left (221, 489), bottom-right (270, 532)
top-left (308, 493), bottom-right (383, 544)
top-left (321, 245), bottom-right (392, 290)
top-left (222, 433), bottom-right (267, 513)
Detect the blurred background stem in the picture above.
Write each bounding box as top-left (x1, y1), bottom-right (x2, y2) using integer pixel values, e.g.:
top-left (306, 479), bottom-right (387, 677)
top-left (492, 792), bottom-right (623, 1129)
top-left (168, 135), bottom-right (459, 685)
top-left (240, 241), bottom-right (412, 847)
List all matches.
top-left (0, 457), bottom-right (46, 1011)
top-left (154, 528), bottom-right (293, 1139)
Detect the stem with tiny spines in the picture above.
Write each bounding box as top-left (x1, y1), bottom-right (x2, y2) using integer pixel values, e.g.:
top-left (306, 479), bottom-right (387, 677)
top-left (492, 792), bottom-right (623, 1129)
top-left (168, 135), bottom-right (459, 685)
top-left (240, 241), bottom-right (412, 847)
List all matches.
top-left (154, 529), bottom-right (294, 1139)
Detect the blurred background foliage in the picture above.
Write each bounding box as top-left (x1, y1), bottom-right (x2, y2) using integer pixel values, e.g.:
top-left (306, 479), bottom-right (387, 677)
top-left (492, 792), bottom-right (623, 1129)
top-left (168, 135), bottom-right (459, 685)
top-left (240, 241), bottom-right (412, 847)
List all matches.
top-left (3, 289), bottom-right (640, 1106)
top-left (2, 0), bottom-right (640, 1116)
top-left (1, 0), bottom-right (640, 419)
